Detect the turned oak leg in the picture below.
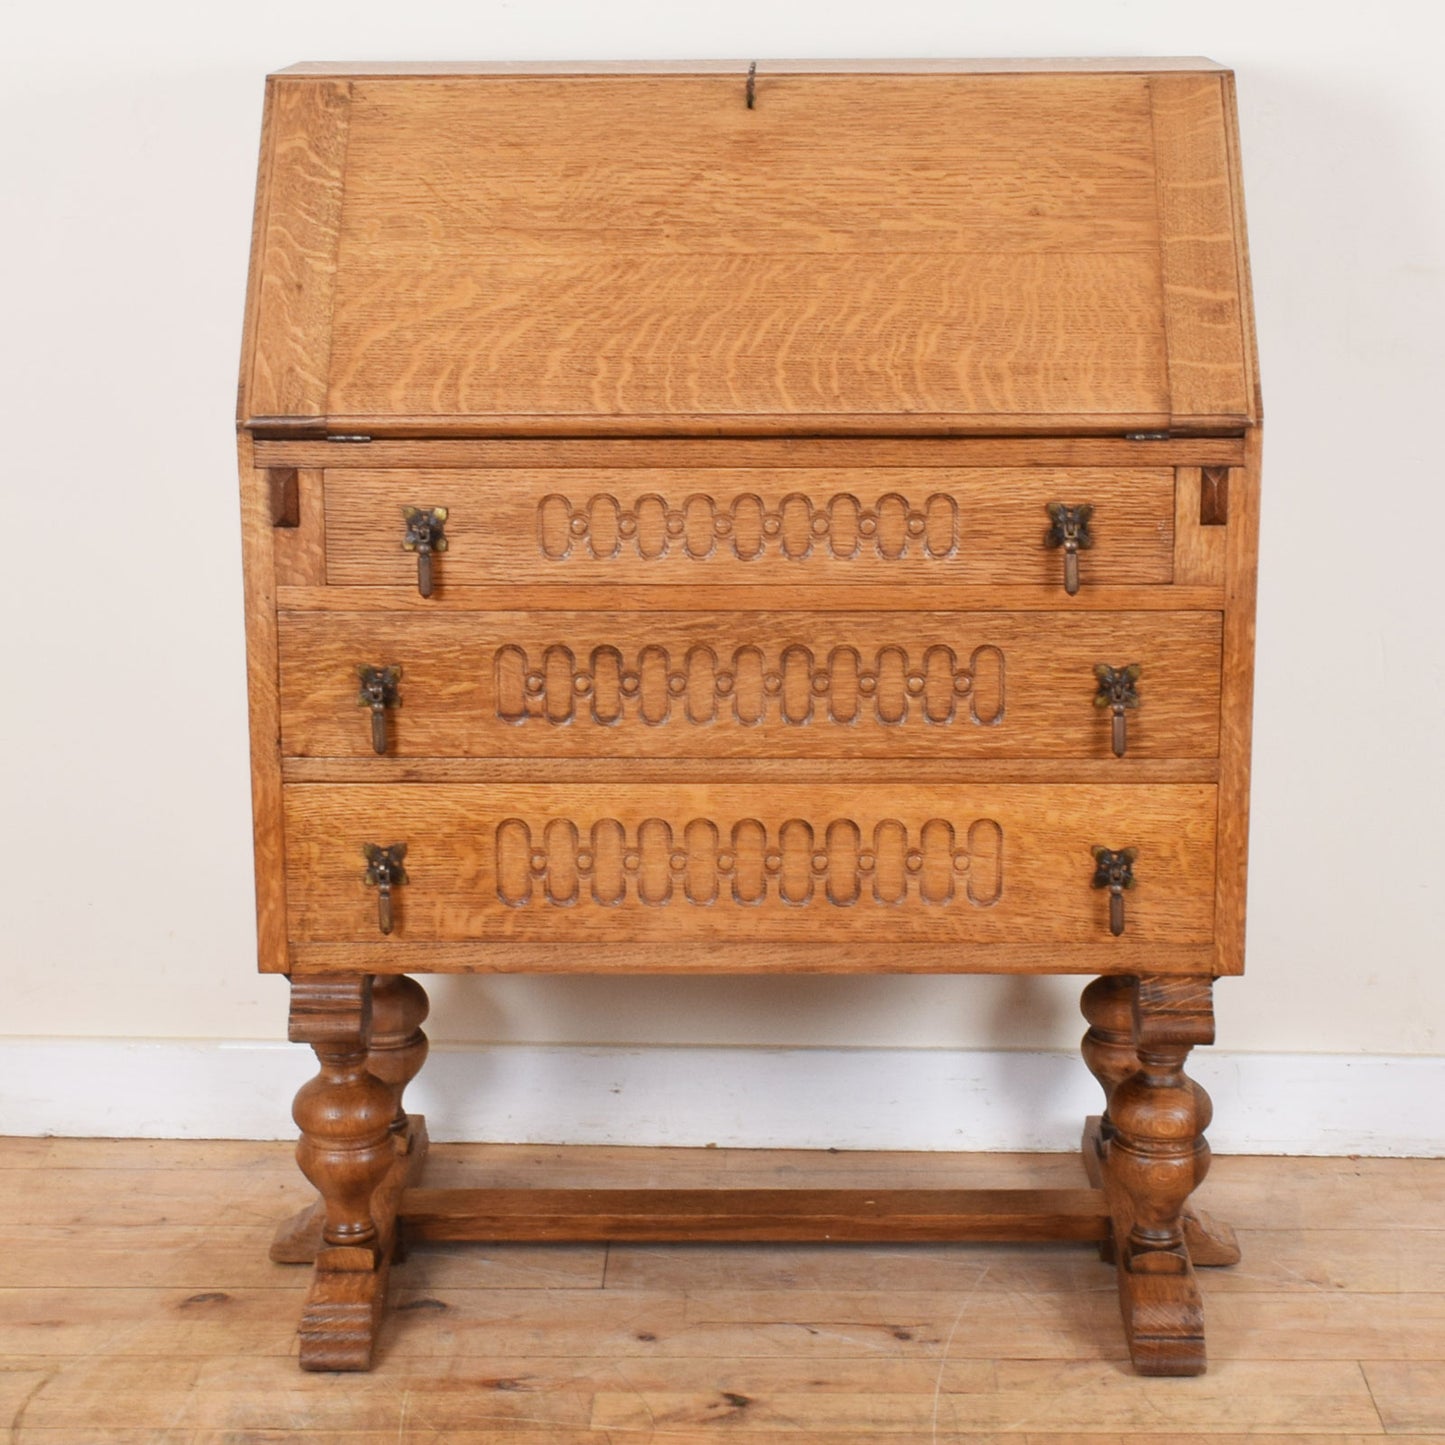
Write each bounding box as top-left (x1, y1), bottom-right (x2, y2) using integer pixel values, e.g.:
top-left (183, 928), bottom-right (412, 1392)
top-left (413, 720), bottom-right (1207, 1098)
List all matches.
top-left (1080, 974), bottom-right (1240, 1273)
top-left (278, 974), bottom-right (421, 1371)
top-left (1097, 974), bottom-right (1235, 1376)
top-left (290, 976), bottom-right (395, 1251)
top-left (368, 974), bottom-right (430, 1139)
top-left (272, 974), bottom-right (432, 1266)
top-left (364, 974), bottom-right (431, 1264)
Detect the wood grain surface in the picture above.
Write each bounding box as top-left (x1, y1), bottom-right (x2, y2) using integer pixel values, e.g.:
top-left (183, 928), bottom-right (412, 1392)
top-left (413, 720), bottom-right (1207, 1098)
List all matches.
top-left (276, 609), bottom-right (1222, 761)
top-left (1213, 429), bottom-right (1263, 976)
top-left (240, 69), bottom-right (1255, 436)
top-left (254, 436), bottom-right (1248, 470)
top-left (242, 77), bottom-right (350, 426)
top-left (323, 74), bottom-right (1168, 430)
top-left (236, 439), bottom-right (289, 974)
top-left (280, 781), bottom-right (1217, 948)
top-left (322, 468), bottom-right (1176, 589)
top-left (1150, 75), bottom-right (1254, 427)
top-left (1, 1139), bottom-right (1436, 1438)
top-left (398, 1186), bottom-right (1111, 1243)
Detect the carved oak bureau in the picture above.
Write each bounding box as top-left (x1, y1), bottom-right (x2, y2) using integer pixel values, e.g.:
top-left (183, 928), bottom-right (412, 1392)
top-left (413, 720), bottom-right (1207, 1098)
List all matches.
top-left (236, 59), bottom-right (1261, 1374)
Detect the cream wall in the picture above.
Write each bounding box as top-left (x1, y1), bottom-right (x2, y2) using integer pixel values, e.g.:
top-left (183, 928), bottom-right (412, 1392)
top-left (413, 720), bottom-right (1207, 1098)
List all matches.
top-left (3, 0), bottom-right (1443, 1138)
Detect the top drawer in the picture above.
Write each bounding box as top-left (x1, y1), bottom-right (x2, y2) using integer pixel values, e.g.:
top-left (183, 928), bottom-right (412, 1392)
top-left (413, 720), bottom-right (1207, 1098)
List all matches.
top-left (321, 468), bottom-right (1175, 591)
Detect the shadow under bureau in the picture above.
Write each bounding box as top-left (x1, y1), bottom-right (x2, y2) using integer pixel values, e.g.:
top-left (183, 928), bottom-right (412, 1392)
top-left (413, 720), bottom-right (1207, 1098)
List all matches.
top-left (236, 58), bottom-right (1261, 1374)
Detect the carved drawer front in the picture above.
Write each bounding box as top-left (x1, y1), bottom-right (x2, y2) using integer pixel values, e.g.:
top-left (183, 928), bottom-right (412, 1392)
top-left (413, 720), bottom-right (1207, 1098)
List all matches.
top-left (321, 468), bottom-right (1175, 591)
top-left (282, 782), bottom-right (1216, 946)
top-left (278, 610), bottom-right (1221, 760)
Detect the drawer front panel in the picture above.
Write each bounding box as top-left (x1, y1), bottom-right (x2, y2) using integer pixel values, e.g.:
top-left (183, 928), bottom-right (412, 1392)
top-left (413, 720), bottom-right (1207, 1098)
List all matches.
top-left (323, 468), bottom-right (1175, 589)
top-left (283, 782), bottom-right (1216, 946)
top-left (279, 611), bottom-right (1221, 760)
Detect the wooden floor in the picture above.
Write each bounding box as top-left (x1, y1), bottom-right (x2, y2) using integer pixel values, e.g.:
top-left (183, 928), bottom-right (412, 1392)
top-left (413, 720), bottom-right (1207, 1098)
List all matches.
top-left (2, 1139), bottom-right (1443, 1442)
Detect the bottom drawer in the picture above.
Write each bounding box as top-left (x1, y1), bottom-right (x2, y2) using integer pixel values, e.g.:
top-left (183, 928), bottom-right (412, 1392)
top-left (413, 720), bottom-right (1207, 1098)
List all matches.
top-left (283, 783), bottom-right (1216, 949)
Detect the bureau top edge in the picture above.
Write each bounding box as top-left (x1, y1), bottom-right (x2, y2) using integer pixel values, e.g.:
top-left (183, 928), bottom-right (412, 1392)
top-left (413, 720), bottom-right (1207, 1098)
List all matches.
top-left (240, 65), bottom-right (1259, 441)
top-left (272, 58), bottom-right (1231, 77)
top-left (238, 418), bottom-right (1256, 443)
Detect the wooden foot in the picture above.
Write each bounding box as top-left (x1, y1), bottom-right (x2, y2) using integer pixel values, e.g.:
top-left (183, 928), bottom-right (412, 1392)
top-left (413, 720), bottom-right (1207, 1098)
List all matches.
top-left (297, 1265), bottom-right (392, 1371)
top-left (285, 975), bottom-right (431, 1370)
top-left (1184, 1206), bottom-right (1242, 1267)
top-left (295, 1114), bottom-right (429, 1368)
top-left (1085, 975), bottom-right (1228, 1376)
top-left (270, 1199), bottom-right (325, 1264)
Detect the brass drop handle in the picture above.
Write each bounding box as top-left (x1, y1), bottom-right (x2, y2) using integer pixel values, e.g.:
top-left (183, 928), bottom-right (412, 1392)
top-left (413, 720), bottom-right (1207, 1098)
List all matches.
top-left (1045, 503), bottom-right (1094, 596)
top-left (1094, 663), bottom-right (1141, 757)
top-left (357, 665), bottom-right (402, 755)
top-left (1091, 846), bottom-right (1137, 937)
top-left (363, 843), bottom-right (408, 935)
top-left (402, 506), bottom-right (448, 598)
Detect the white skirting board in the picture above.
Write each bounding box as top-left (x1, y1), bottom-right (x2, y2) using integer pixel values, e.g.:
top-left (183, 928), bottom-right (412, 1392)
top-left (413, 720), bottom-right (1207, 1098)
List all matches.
top-left (2, 1040), bottom-right (1441, 1156)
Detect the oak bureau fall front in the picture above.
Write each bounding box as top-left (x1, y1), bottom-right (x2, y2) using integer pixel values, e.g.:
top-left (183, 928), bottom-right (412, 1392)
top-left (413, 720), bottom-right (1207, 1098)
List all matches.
top-left (237, 59), bottom-right (1261, 1374)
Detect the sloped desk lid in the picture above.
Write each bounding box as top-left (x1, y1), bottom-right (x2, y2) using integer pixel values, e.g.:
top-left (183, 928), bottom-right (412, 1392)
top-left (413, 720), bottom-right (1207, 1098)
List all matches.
top-left (239, 60), bottom-right (1258, 438)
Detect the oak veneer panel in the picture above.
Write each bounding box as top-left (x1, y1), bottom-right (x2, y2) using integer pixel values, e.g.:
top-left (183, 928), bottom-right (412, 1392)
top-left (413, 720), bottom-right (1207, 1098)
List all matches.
top-left (236, 442), bottom-right (288, 973)
top-left (1214, 429), bottom-right (1262, 975)
top-left (322, 468), bottom-right (1176, 589)
top-left (340, 80), bottom-right (1160, 257)
top-left (399, 1186), bottom-right (1109, 1243)
top-left (277, 609), bottom-right (1222, 761)
top-left (321, 74), bottom-right (1170, 432)
top-left (282, 759), bottom-right (1220, 784)
top-left (281, 781), bottom-right (1216, 947)
top-left (254, 436), bottom-right (1249, 469)
top-left (287, 939), bottom-right (1217, 974)
top-left (1150, 74), bottom-right (1254, 428)
top-left (242, 77), bottom-right (350, 426)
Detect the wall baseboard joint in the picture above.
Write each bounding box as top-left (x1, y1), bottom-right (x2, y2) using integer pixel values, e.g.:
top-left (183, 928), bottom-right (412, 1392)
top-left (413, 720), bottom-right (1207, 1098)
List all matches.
top-left (2, 1039), bottom-right (1440, 1156)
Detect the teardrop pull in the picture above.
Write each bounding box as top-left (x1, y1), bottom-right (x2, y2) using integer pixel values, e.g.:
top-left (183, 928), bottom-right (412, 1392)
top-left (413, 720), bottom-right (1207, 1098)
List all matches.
top-left (1091, 846), bottom-right (1137, 937)
top-left (356, 665), bottom-right (402, 755)
top-left (1045, 502), bottom-right (1094, 595)
top-left (362, 842), bottom-right (409, 935)
top-left (401, 506), bottom-right (448, 598)
top-left (1094, 663), bottom-right (1142, 758)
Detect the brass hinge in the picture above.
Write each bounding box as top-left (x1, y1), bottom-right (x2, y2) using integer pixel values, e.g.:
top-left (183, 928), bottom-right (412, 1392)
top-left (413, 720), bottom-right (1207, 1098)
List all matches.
top-left (1124, 431), bottom-right (1171, 441)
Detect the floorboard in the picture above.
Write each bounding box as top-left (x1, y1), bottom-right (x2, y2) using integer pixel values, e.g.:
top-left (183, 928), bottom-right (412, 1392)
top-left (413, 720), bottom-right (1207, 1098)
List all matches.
top-left (2, 1140), bottom-right (1441, 1441)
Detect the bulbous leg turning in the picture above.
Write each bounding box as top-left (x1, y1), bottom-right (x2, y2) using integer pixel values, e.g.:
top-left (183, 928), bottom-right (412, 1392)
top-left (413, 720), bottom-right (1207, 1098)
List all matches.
top-left (275, 975), bottom-right (431, 1371)
top-left (1081, 974), bottom-right (1239, 1376)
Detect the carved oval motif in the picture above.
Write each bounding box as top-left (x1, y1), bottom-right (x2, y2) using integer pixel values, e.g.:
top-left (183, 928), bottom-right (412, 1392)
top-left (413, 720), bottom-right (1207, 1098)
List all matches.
top-left (967, 818), bottom-right (1004, 906)
top-left (537, 495), bottom-right (575, 561)
top-left (494, 644), bottom-right (529, 724)
top-left (537, 492), bottom-right (961, 563)
top-left (498, 816), bottom-right (1005, 910)
top-left (493, 642), bottom-right (1005, 729)
top-left (590, 819), bottom-right (627, 906)
top-left (495, 819), bottom-right (534, 906)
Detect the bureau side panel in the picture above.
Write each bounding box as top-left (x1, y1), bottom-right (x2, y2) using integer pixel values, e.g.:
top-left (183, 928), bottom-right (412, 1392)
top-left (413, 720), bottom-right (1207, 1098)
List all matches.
top-left (1214, 427), bottom-right (1261, 974)
top-left (238, 438), bottom-right (289, 972)
top-left (241, 76), bottom-right (352, 429)
top-left (1149, 73), bottom-right (1253, 429)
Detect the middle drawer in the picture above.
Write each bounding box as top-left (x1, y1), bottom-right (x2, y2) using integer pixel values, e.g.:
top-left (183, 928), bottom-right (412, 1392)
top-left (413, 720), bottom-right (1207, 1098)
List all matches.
top-left (278, 610), bottom-right (1221, 760)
